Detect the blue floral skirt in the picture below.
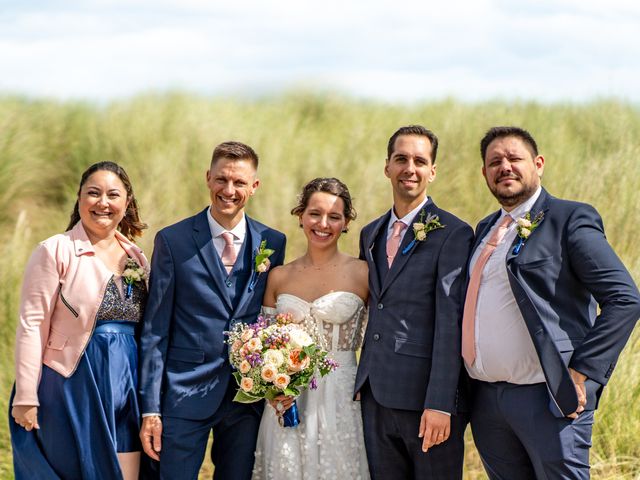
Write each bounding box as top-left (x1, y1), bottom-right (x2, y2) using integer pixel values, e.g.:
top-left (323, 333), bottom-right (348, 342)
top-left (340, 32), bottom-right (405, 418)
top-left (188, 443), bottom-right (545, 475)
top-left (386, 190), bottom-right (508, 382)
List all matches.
top-left (10, 321), bottom-right (141, 480)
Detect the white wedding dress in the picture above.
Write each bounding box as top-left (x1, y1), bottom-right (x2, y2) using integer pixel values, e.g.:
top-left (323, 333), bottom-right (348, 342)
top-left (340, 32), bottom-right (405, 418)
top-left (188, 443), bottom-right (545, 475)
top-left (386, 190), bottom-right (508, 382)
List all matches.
top-left (252, 291), bottom-right (370, 480)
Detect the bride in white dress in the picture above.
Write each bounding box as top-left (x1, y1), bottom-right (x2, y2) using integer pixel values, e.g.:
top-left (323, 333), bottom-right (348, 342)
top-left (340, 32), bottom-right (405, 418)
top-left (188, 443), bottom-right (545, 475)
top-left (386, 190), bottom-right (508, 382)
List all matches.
top-left (252, 178), bottom-right (370, 480)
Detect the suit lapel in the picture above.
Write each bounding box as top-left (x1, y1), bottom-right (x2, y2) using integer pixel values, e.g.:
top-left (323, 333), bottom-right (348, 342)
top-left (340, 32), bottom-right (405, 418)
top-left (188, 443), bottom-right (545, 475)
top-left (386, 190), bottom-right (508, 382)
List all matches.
top-left (192, 208), bottom-right (232, 310)
top-left (380, 202), bottom-right (435, 295)
top-left (364, 212), bottom-right (390, 299)
top-left (234, 217), bottom-right (261, 317)
top-left (506, 188), bottom-right (551, 264)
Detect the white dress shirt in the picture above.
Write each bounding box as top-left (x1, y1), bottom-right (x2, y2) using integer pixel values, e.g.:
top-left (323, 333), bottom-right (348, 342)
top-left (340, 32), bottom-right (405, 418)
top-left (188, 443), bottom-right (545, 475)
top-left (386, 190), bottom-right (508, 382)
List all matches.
top-left (207, 208), bottom-right (246, 259)
top-left (466, 187), bottom-right (546, 384)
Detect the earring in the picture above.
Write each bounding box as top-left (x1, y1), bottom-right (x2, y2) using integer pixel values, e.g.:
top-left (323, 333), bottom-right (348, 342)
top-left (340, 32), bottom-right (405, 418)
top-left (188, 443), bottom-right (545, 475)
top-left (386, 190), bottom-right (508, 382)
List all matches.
top-left (342, 228), bottom-right (348, 234)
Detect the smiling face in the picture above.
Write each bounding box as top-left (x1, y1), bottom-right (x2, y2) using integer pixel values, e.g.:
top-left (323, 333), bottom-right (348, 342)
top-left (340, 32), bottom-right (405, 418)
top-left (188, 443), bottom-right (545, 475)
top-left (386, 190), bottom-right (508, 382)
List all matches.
top-left (299, 191), bottom-right (348, 249)
top-left (385, 134), bottom-right (436, 214)
top-left (206, 157), bottom-right (259, 229)
top-left (78, 170), bottom-right (129, 238)
top-left (482, 135), bottom-right (544, 211)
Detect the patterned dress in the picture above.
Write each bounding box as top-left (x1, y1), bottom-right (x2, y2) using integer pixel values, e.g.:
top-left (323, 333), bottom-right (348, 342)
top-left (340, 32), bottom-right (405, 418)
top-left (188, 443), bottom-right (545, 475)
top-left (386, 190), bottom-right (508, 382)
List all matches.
top-left (253, 291), bottom-right (370, 480)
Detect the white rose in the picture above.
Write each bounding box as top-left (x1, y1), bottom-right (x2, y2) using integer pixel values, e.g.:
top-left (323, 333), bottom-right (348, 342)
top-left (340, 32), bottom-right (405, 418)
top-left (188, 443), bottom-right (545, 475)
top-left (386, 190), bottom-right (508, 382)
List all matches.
top-left (122, 268), bottom-right (135, 278)
top-left (263, 349), bottom-right (285, 367)
top-left (131, 271), bottom-right (141, 282)
top-left (239, 360), bottom-right (251, 374)
top-left (274, 373), bottom-right (290, 390)
top-left (261, 365), bottom-right (277, 382)
top-left (288, 328), bottom-right (313, 349)
top-left (519, 227), bottom-right (531, 238)
top-left (246, 337), bottom-right (262, 352)
top-left (240, 377), bottom-right (254, 392)
top-left (517, 218), bottom-right (532, 228)
top-left (413, 222), bottom-right (424, 231)
top-left (256, 258), bottom-right (270, 273)
top-left (415, 230), bottom-right (427, 241)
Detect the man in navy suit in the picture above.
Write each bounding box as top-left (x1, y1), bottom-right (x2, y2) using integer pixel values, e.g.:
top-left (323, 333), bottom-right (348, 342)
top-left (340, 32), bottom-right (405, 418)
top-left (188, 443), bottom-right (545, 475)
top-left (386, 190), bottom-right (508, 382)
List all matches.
top-left (138, 141), bottom-right (286, 479)
top-left (355, 125), bottom-right (474, 479)
top-left (464, 126), bottom-right (640, 479)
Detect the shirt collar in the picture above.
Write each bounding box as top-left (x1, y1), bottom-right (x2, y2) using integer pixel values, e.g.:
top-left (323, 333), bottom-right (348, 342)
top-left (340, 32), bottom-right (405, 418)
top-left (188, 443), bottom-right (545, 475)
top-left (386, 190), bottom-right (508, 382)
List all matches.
top-left (501, 186), bottom-right (542, 221)
top-left (389, 196), bottom-right (431, 229)
top-left (207, 208), bottom-right (246, 240)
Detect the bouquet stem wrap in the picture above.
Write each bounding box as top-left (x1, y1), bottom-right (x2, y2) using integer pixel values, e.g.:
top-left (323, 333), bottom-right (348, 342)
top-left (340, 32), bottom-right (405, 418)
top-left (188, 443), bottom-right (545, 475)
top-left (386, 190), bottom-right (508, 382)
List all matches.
top-left (279, 400), bottom-right (300, 428)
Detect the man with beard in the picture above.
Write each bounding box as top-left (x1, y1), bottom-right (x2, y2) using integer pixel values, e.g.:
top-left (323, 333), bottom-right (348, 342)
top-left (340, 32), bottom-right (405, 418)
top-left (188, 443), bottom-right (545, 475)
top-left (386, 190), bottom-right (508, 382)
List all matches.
top-left (462, 126), bottom-right (640, 479)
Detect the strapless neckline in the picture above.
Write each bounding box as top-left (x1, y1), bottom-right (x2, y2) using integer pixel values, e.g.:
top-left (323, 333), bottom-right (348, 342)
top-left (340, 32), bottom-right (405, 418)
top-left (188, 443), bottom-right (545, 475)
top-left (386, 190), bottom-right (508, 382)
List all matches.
top-left (277, 291), bottom-right (365, 306)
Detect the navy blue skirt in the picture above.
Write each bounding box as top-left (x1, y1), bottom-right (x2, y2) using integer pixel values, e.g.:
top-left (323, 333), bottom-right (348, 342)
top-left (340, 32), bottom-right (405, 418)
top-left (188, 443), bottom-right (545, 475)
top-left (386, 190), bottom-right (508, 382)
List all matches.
top-left (10, 321), bottom-right (141, 480)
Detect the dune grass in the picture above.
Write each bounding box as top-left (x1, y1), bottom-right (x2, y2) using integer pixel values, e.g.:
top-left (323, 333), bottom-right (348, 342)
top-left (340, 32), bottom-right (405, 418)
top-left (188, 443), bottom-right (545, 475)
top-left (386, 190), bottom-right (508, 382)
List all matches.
top-left (0, 93), bottom-right (639, 479)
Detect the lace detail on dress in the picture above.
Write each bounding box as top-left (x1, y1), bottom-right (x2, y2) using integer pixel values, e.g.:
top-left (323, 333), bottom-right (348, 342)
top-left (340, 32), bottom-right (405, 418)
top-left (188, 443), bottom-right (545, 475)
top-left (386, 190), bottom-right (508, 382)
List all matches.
top-left (253, 292), bottom-right (370, 480)
top-left (275, 292), bottom-right (366, 351)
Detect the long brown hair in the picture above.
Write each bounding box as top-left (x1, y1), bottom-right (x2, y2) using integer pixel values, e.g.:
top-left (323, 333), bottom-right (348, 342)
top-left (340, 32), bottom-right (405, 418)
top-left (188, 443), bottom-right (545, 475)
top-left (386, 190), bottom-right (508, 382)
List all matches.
top-left (66, 162), bottom-right (147, 240)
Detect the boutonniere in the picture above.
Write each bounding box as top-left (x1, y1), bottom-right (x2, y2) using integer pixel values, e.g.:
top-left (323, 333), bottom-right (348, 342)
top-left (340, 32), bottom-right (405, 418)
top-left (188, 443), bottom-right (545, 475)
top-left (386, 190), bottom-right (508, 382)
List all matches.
top-left (249, 240), bottom-right (275, 290)
top-left (402, 210), bottom-right (445, 255)
top-left (122, 257), bottom-right (147, 298)
top-left (513, 211), bottom-right (544, 255)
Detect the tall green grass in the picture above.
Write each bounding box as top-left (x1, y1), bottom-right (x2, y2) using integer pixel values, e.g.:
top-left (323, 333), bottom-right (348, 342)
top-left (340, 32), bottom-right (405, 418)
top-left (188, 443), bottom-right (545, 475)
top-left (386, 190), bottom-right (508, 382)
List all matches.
top-left (0, 93), bottom-right (639, 479)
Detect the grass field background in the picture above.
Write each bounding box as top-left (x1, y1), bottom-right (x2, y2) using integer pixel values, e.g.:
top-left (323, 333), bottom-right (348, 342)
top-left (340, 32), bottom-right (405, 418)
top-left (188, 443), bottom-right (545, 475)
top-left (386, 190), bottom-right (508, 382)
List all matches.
top-left (0, 93), bottom-right (638, 479)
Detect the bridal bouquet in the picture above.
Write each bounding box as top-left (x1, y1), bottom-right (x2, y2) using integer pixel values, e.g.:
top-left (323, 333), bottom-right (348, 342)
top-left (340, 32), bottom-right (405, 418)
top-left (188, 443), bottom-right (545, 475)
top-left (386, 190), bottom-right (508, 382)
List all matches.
top-left (225, 312), bottom-right (338, 427)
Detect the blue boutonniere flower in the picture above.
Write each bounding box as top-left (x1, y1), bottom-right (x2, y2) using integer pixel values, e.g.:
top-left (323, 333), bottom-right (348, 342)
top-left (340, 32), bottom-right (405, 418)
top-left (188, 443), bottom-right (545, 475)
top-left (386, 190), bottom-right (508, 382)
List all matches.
top-left (512, 211), bottom-right (544, 255)
top-left (249, 240), bottom-right (275, 290)
top-left (402, 211), bottom-right (445, 255)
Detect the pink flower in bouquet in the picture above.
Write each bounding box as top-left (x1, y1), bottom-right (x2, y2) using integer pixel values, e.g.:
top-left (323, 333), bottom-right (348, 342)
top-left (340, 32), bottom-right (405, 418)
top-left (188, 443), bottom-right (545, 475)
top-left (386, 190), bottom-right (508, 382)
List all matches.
top-left (274, 373), bottom-right (291, 389)
top-left (240, 377), bottom-right (254, 392)
top-left (261, 365), bottom-right (277, 382)
top-left (287, 348), bottom-right (311, 373)
top-left (239, 360), bottom-right (251, 374)
top-left (241, 329), bottom-right (253, 343)
top-left (231, 339), bottom-right (243, 353)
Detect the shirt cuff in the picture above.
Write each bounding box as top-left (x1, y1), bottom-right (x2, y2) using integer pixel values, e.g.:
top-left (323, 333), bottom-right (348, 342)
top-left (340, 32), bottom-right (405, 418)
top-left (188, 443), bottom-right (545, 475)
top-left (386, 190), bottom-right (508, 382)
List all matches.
top-left (427, 409), bottom-right (451, 416)
top-left (142, 412), bottom-right (161, 418)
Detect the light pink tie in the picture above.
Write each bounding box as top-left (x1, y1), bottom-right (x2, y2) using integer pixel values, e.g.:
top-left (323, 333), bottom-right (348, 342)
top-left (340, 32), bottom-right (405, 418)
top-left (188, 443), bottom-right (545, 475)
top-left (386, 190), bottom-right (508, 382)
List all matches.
top-left (220, 232), bottom-right (237, 274)
top-left (386, 220), bottom-right (407, 267)
top-left (462, 215), bottom-right (513, 366)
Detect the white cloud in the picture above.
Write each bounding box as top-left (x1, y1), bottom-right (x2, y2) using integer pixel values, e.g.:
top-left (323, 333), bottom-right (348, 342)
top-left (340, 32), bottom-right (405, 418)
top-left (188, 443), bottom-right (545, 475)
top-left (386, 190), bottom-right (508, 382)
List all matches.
top-left (1, 0), bottom-right (638, 101)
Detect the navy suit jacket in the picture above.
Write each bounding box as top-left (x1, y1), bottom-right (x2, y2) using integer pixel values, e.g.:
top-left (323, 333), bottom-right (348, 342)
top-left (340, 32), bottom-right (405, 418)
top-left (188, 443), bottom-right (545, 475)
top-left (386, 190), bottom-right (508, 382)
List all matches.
top-left (355, 199), bottom-right (474, 414)
top-left (138, 208), bottom-right (286, 420)
top-left (473, 188), bottom-right (640, 415)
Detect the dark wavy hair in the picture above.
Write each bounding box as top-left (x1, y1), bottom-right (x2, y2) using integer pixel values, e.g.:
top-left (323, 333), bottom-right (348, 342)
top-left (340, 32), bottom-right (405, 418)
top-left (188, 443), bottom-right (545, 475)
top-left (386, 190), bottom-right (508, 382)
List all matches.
top-left (66, 161), bottom-right (147, 240)
top-left (291, 177), bottom-right (357, 232)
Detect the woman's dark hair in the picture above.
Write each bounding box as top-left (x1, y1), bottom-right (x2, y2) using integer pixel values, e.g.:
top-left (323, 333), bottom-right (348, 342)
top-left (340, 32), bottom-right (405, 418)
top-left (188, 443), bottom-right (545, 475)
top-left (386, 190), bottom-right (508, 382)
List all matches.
top-left (66, 161), bottom-right (147, 240)
top-left (291, 178), bottom-right (357, 232)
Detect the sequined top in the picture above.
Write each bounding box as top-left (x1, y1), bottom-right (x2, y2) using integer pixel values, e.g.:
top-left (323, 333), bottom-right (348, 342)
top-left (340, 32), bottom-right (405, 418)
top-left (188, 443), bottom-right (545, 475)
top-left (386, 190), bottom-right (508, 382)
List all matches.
top-left (95, 276), bottom-right (146, 323)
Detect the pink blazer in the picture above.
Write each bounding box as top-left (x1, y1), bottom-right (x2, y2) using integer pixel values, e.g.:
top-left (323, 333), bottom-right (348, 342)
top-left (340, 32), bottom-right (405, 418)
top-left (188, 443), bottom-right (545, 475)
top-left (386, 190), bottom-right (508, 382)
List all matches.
top-left (13, 221), bottom-right (148, 406)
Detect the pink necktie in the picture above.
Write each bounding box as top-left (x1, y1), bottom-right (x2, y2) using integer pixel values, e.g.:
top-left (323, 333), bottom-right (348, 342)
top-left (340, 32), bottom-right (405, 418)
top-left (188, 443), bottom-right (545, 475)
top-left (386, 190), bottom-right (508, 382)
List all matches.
top-left (461, 215), bottom-right (513, 366)
top-left (220, 232), bottom-right (237, 274)
top-left (386, 220), bottom-right (407, 267)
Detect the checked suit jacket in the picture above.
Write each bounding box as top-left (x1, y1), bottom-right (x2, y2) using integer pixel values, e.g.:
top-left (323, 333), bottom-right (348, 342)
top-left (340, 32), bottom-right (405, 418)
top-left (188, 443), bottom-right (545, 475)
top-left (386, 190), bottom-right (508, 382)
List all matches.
top-left (355, 198), bottom-right (474, 414)
top-left (472, 188), bottom-right (640, 416)
top-left (138, 207), bottom-right (286, 420)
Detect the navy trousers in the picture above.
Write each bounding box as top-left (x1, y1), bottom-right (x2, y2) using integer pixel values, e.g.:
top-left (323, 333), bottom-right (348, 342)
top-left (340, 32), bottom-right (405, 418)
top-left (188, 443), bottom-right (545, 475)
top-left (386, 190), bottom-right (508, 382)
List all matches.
top-left (360, 381), bottom-right (466, 480)
top-left (154, 379), bottom-right (263, 480)
top-left (471, 381), bottom-right (593, 480)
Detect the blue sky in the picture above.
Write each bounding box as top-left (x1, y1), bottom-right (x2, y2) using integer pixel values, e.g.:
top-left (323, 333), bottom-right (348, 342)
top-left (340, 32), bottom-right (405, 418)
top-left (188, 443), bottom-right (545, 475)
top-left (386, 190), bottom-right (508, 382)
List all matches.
top-left (2, 0), bottom-right (639, 102)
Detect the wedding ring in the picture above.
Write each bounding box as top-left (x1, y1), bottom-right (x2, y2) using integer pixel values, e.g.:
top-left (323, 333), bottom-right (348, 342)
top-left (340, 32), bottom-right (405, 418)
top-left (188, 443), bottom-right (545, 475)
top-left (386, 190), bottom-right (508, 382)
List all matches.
top-left (276, 401), bottom-right (284, 412)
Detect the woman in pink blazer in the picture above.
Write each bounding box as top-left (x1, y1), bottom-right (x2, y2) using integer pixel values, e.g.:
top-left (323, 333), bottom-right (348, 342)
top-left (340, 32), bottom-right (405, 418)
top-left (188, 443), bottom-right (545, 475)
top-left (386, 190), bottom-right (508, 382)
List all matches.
top-left (10, 161), bottom-right (148, 480)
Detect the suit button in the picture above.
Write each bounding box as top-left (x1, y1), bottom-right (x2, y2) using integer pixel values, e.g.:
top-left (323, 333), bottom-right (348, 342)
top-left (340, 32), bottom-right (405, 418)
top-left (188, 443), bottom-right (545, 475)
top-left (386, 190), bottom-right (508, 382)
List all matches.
top-left (377, 303), bottom-right (383, 310)
top-left (373, 333), bottom-right (380, 341)
top-left (226, 280), bottom-right (232, 287)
